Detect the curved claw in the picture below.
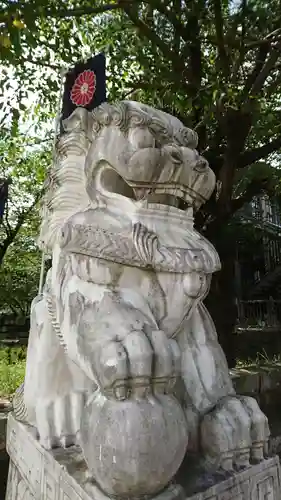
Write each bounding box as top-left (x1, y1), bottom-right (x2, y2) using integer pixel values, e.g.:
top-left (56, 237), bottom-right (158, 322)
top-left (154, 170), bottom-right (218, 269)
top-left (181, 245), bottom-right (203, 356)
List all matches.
top-left (240, 396), bottom-right (270, 462)
top-left (35, 391), bottom-right (86, 449)
top-left (97, 329), bottom-right (179, 400)
top-left (122, 330), bottom-right (153, 398)
top-left (97, 340), bottom-right (128, 400)
top-left (149, 330), bottom-right (174, 393)
top-left (201, 395), bottom-right (270, 471)
top-left (201, 402), bottom-right (236, 471)
top-left (223, 397), bottom-right (251, 469)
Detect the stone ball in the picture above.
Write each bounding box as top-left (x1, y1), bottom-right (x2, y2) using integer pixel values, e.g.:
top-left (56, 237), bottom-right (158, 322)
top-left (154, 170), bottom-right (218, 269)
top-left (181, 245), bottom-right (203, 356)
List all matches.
top-left (80, 391), bottom-right (188, 498)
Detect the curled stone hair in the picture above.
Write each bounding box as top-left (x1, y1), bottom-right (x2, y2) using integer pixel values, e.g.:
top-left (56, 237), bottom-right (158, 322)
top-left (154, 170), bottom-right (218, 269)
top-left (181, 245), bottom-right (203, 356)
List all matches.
top-left (91, 101), bottom-right (198, 150)
top-left (39, 101), bottom-right (202, 251)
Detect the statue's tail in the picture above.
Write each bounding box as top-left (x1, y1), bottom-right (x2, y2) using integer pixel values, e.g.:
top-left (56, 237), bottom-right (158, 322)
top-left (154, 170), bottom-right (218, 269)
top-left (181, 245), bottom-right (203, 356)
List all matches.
top-left (13, 383), bottom-right (28, 423)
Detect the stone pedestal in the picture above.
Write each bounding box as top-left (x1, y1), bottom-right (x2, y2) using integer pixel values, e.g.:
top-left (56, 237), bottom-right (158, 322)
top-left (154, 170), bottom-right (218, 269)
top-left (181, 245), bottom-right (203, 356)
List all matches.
top-left (5, 412), bottom-right (281, 500)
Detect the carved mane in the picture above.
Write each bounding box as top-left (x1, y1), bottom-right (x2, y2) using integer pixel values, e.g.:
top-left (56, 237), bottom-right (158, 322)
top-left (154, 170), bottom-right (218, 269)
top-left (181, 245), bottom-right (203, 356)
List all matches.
top-left (38, 101), bottom-right (198, 251)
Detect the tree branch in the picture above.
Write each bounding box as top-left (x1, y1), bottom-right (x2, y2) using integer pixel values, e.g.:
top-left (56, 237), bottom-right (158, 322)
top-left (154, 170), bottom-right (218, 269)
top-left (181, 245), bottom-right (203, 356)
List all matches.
top-left (246, 35), bottom-right (281, 48)
top-left (241, 44), bottom-right (270, 99)
top-left (198, 176), bottom-right (271, 235)
top-left (14, 56), bottom-right (60, 71)
top-left (0, 190), bottom-right (42, 266)
top-left (151, 0), bottom-right (188, 43)
top-left (231, 178), bottom-right (270, 212)
top-left (0, 1), bottom-right (134, 21)
top-left (264, 73), bottom-right (281, 95)
top-left (173, 0), bottom-right (181, 53)
top-left (212, 0), bottom-right (230, 76)
top-left (49, 3), bottom-right (122, 18)
top-left (241, 41), bottom-right (281, 102)
top-left (123, 4), bottom-right (191, 94)
top-left (249, 45), bottom-right (281, 97)
top-left (238, 136), bottom-right (281, 168)
top-left (231, 0), bottom-right (247, 82)
top-left (53, 0), bottom-right (139, 18)
top-left (123, 5), bottom-right (183, 65)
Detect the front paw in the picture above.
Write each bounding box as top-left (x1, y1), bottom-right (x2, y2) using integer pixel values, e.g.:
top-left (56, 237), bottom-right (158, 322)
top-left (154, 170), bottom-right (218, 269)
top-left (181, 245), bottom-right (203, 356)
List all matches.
top-left (95, 330), bottom-right (180, 400)
top-left (200, 396), bottom-right (270, 471)
top-left (35, 391), bottom-right (88, 449)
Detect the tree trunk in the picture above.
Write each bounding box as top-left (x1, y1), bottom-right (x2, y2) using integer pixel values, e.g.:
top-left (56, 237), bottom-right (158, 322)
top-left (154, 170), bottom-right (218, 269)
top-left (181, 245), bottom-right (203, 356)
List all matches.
top-left (0, 238), bottom-right (13, 267)
top-left (204, 233), bottom-right (238, 369)
top-left (0, 193), bottom-right (42, 267)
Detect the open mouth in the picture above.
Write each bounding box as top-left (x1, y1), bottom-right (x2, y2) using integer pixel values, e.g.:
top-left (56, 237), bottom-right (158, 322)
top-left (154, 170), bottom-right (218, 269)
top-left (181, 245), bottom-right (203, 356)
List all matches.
top-left (145, 192), bottom-right (189, 210)
top-left (98, 167), bottom-right (192, 211)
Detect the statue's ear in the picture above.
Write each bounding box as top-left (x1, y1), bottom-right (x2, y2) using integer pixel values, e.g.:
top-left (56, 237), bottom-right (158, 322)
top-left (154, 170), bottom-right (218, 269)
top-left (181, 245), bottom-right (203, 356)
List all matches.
top-left (62, 108), bottom-right (93, 139)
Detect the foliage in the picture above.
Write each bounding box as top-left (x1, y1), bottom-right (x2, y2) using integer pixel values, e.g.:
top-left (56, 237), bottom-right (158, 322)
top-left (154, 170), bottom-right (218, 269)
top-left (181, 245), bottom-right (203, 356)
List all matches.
top-left (2, 0), bottom-right (281, 362)
top-left (236, 351), bottom-right (281, 368)
top-left (0, 127), bottom-right (50, 244)
top-left (0, 129), bottom-right (50, 309)
top-left (0, 347), bottom-right (26, 396)
top-left (0, 238), bottom-right (41, 315)
top-left (1, 0), bottom-right (281, 237)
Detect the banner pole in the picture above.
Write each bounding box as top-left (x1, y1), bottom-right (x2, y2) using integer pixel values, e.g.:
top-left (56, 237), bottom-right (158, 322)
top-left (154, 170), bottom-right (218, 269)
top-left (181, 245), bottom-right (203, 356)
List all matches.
top-left (37, 50), bottom-right (106, 295)
top-left (38, 66), bottom-right (68, 295)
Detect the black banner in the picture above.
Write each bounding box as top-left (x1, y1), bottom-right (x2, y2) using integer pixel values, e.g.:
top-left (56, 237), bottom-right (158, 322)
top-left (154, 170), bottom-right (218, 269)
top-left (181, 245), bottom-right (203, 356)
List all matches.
top-left (61, 53), bottom-right (106, 133)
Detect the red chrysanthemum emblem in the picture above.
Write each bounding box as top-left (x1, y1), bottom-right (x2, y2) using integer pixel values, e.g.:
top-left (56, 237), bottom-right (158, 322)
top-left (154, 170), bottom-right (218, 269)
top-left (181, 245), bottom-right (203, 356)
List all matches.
top-left (70, 70), bottom-right (96, 107)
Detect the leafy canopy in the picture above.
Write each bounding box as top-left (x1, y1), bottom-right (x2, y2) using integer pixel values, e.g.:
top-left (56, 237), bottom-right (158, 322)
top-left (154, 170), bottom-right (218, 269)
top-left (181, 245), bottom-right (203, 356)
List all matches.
top-left (1, 0), bottom-right (281, 238)
top-left (0, 128), bottom-right (50, 311)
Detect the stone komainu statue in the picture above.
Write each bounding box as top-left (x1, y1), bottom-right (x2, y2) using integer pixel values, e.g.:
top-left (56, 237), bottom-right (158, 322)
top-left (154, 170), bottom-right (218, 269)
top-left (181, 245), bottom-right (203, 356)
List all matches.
top-left (14, 101), bottom-right (270, 499)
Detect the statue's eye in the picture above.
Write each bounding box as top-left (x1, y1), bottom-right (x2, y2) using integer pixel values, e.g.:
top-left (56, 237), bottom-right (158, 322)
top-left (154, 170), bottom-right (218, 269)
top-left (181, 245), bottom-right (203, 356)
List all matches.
top-left (128, 128), bottom-right (154, 148)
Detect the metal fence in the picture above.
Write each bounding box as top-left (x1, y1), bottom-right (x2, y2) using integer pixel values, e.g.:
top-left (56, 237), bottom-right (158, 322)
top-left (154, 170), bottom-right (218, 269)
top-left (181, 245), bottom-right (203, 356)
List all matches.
top-left (236, 299), bottom-right (281, 330)
top-left (0, 314), bottom-right (29, 346)
top-left (251, 196), bottom-right (281, 227)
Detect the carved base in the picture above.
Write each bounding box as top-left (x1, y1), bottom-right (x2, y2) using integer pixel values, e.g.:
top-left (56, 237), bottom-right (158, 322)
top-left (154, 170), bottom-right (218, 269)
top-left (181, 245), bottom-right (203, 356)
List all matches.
top-left (5, 413), bottom-right (281, 500)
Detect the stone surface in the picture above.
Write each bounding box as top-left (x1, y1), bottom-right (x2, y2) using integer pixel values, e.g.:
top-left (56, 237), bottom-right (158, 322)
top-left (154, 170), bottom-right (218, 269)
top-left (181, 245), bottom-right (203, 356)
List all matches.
top-left (0, 407), bottom-right (10, 500)
top-left (231, 365), bottom-right (281, 397)
top-left (9, 101), bottom-right (271, 498)
top-left (6, 413), bottom-right (281, 500)
top-left (0, 403), bottom-right (11, 450)
top-left (0, 410), bottom-right (8, 451)
top-left (186, 458), bottom-right (281, 500)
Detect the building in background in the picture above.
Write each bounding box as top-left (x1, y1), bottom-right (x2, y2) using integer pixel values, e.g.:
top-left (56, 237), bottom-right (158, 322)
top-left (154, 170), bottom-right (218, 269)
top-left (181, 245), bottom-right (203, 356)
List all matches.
top-left (235, 195), bottom-right (281, 333)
